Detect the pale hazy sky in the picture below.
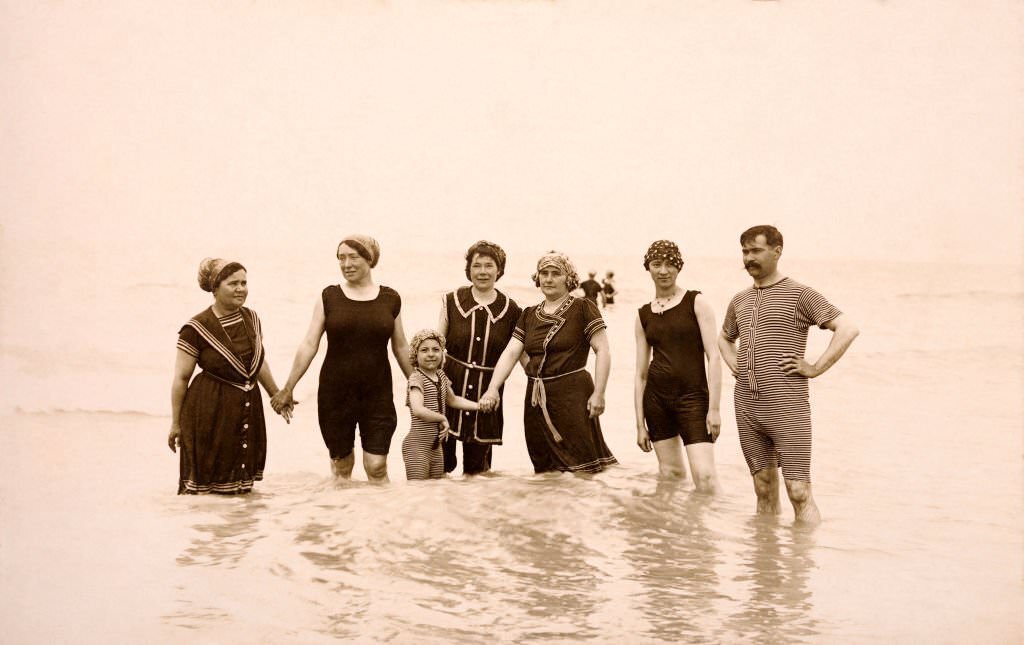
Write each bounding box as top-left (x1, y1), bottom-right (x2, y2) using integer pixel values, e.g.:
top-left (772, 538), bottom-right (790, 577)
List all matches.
top-left (1, 1), bottom-right (1021, 264)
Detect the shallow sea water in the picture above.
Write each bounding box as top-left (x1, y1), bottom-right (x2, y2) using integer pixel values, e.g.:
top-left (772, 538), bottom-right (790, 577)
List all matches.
top-left (1, 245), bottom-right (1021, 643)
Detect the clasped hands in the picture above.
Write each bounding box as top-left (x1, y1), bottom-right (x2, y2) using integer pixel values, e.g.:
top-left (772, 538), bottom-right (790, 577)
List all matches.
top-left (477, 389), bottom-right (501, 413)
top-left (270, 388), bottom-right (298, 423)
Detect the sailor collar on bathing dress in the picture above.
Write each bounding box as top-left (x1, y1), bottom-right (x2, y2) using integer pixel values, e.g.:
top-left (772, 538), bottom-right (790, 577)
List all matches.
top-left (454, 287), bottom-right (510, 322)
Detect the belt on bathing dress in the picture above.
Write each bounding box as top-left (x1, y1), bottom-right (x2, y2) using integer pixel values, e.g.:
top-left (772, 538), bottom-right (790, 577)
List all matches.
top-left (444, 353), bottom-right (496, 372)
top-left (529, 367), bottom-right (587, 444)
top-left (201, 370), bottom-right (256, 392)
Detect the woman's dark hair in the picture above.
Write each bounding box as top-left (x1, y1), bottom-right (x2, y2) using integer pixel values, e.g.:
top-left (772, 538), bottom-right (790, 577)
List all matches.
top-left (464, 241), bottom-right (506, 281)
top-left (212, 262), bottom-right (247, 290)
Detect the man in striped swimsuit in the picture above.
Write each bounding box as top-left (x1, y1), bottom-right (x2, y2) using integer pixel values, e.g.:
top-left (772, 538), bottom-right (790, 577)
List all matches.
top-left (718, 225), bottom-right (859, 524)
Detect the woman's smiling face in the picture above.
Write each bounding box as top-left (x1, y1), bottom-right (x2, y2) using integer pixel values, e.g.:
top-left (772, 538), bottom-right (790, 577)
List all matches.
top-left (469, 253), bottom-right (498, 291)
top-left (337, 243), bottom-right (371, 283)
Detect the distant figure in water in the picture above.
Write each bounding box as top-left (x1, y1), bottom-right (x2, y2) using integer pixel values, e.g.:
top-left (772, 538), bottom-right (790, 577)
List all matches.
top-left (402, 330), bottom-right (482, 480)
top-left (579, 271), bottom-right (602, 305)
top-left (169, 258), bottom-right (291, 494)
top-left (272, 235), bottom-right (413, 483)
top-left (600, 271), bottom-right (618, 308)
top-left (718, 225), bottom-right (859, 524)
top-left (634, 240), bottom-right (722, 493)
top-left (437, 240), bottom-right (522, 475)
top-left (480, 251), bottom-right (617, 474)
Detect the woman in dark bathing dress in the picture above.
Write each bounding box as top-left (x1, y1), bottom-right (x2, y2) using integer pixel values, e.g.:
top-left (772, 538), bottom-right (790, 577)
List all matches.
top-left (480, 251), bottom-right (617, 474)
top-left (168, 258), bottom-right (290, 494)
top-left (272, 235), bottom-right (413, 482)
top-left (437, 240), bottom-right (522, 475)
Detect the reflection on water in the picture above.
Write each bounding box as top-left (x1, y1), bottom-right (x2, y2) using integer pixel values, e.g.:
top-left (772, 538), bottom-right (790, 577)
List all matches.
top-left (165, 496), bottom-right (271, 632)
top-left (159, 473), bottom-right (826, 642)
top-left (156, 470), bottom-right (968, 643)
top-left (483, 483), bottom-right (606, 641)
top-left (614, 479), bottom-right (725, 643)
top-left (175, 497), bottom-right (269, 568)
top-left (727, 517), bottom-right (819, 643)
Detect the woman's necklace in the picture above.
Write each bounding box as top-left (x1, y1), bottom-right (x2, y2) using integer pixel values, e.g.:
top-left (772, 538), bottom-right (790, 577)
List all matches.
top-left (652, 288), bottom-right (678, 314)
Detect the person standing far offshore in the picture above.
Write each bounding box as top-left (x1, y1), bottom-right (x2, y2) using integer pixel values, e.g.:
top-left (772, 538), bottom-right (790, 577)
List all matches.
top-left (600, 271), bottom-right (618, 309)
top-left (718, 225), bottom-right (858, 524)
top-left (579, 272), bottom-right (602, 305)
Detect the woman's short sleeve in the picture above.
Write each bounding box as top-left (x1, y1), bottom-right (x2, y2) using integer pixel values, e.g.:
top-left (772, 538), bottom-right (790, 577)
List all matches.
top-left (176, 324), bottom-right (202, 358)
top-left (512, 307), bottom-right (530, 343)
top-left (507, 298), bottom-right (523, 326)
top-left (580, 298), bottom-right (607, 344)
top-left (389, 287), bottom-right (402, 318)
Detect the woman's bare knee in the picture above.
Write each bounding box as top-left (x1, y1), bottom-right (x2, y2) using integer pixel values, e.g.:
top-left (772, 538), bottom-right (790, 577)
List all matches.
top-left (363, 454), bottom-right (389, 480)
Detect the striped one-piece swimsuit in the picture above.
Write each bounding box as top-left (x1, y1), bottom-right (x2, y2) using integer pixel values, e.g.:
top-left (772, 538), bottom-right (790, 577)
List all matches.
top-left (402, 369), bottom-right (451, 480)
top-left (722, 277), bottom-right (841, 482)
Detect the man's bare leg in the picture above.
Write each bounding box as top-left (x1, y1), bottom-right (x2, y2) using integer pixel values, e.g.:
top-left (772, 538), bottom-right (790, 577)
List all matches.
top-left (784, 479), bottom-right (821, 525)
top-left (753, 467), bottom-right (781, 514)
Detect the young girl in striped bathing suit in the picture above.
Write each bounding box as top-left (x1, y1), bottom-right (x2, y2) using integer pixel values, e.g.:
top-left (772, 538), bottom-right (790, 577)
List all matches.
top-left (403, 330), bottom-right (481, 480)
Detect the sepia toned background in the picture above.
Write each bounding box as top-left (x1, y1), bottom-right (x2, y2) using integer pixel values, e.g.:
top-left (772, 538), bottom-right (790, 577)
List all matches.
top-left (1, 1), bottom-right (1021, 642)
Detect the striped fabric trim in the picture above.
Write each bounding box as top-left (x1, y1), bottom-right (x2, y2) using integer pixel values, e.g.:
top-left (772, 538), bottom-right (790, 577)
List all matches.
top-left (246, 309), bottom-right (264, 377)
top-left (177, 339), bottom-right (199, 358)
top-left (534, 296), bottom-right (574, 359)
top-left (186, 320), bottom-right (249, 376)
top-left (583, 317), bottom-right (606, 342)
top-left (219, 311), bottom-right (244, 327)
top-left (452, 288), bottom-right (512, 322)
top-left (185, 308), bottom-right (264, 380)
top-left (180, 472), bottom-right (263, 495)
top-left (565, 455), bottom-right (618, 473)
